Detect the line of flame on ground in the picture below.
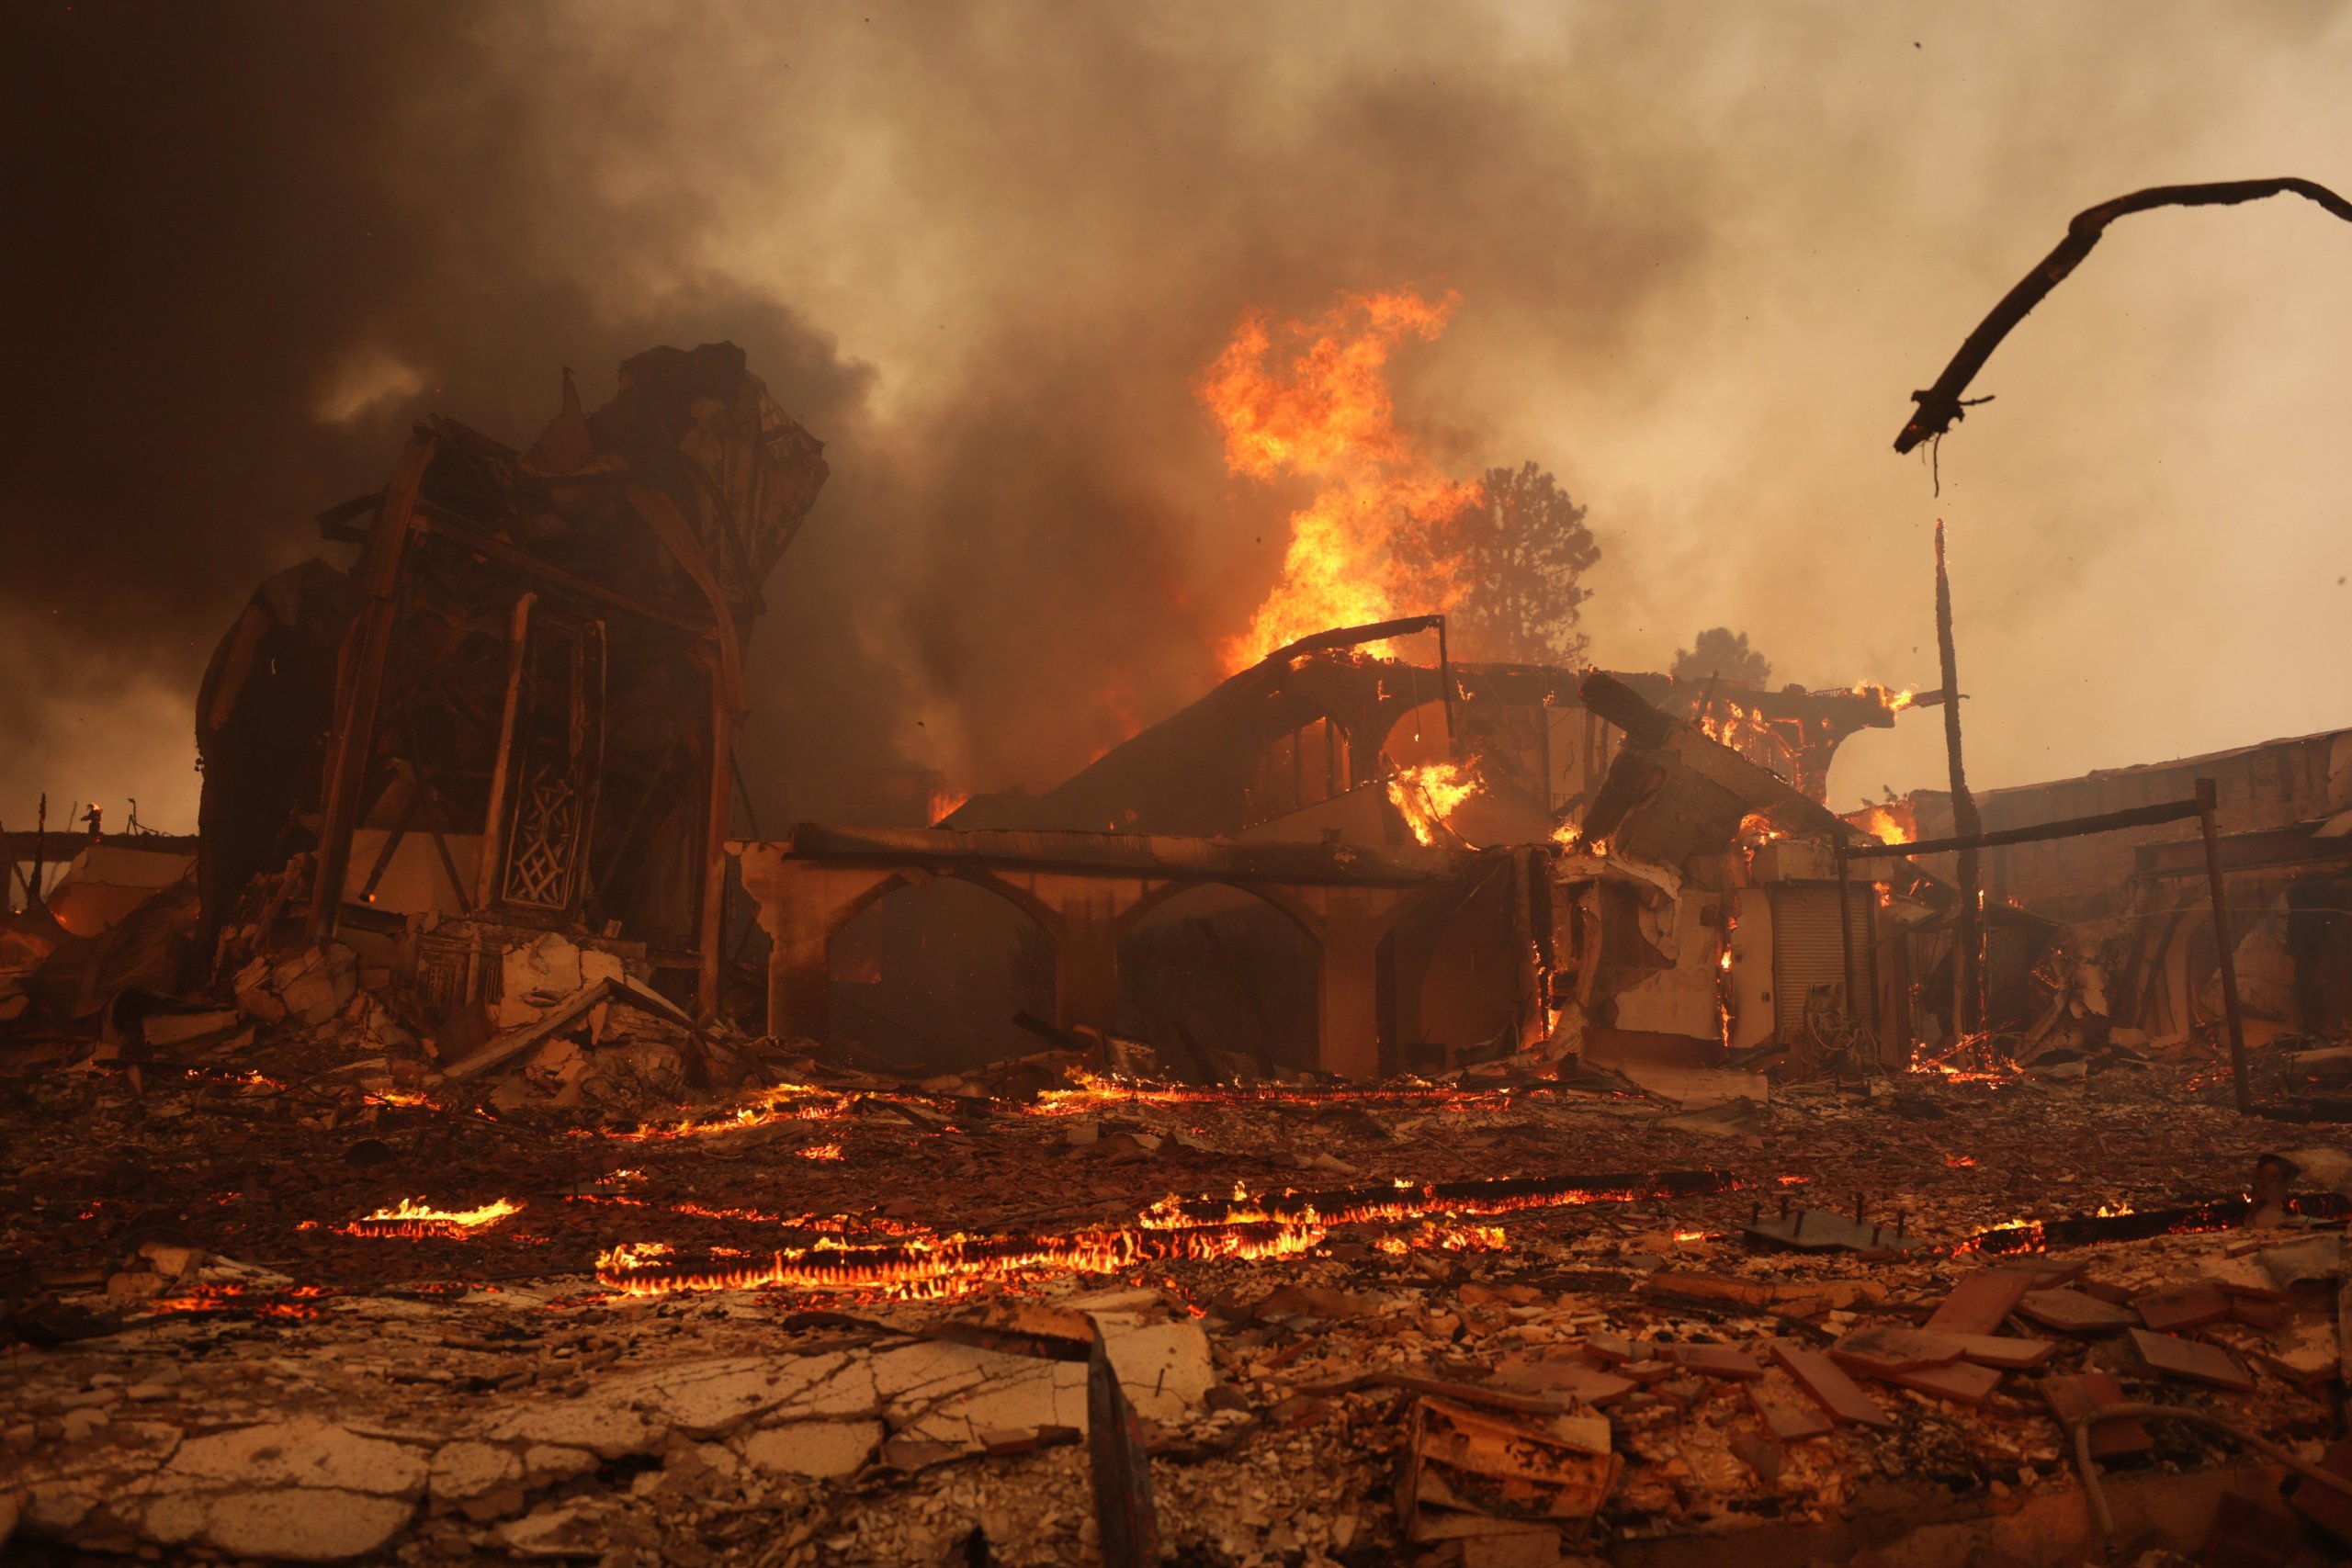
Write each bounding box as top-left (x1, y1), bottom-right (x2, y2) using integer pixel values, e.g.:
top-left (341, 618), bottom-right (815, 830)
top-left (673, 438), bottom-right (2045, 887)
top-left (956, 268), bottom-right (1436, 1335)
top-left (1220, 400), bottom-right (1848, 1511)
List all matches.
top-left (1954, 1191), bottom-right (2351, 1256)
top-left (339, 1197), bottom-right (522, 1239)
top-left (1025, 1069), bottom-right (1534, 1117)
top-left (594, 1168), bottom-right (1733, 1299)
top-left (595, 1083), bottom-right (858, 1141)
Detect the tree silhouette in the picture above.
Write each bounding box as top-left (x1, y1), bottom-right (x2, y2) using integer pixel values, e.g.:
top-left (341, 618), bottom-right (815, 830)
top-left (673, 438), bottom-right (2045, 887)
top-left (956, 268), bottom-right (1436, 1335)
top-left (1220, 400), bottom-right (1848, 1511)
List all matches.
top-left (1440, 462), bottom-right (1600, 667)
top-left (1671, 626), bottom-right (1770, 687)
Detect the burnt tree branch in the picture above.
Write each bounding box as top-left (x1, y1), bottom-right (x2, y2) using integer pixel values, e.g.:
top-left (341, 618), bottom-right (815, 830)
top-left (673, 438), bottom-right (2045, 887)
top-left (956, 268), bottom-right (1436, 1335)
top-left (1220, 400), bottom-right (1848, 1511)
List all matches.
top-left (1893, 177), bottom-right (2352, 455)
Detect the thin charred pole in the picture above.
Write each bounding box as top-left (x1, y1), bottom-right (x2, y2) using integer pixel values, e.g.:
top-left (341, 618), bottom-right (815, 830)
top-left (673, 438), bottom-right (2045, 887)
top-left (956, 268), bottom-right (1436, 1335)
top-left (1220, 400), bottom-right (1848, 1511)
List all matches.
top-left (2195, 777), bottom-right (2253, 1113)
top-left (1932, 522), bottom-right (1984, 1046)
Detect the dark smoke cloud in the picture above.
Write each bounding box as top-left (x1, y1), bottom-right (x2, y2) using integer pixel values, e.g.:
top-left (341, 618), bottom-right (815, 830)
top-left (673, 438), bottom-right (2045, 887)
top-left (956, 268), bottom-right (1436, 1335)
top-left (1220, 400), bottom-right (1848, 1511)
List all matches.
top-left (6, 3), bottom-right (2350, 831)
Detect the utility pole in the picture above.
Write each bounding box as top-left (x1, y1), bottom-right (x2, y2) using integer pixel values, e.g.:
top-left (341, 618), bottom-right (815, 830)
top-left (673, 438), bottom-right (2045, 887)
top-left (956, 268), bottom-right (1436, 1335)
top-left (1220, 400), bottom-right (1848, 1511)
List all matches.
top-left (1933, 522), bottom-right (1984, 1047)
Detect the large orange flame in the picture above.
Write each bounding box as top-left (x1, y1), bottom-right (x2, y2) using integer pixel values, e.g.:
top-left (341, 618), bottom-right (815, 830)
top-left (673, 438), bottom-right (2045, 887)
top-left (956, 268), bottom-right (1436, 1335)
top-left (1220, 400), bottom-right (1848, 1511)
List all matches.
top-left (1386, 761), bottom-right (1477, 846)
top-left (1201, 288), bottom-right (1482, 671)
top-left (1856, 805), bottom-right (1913, 845)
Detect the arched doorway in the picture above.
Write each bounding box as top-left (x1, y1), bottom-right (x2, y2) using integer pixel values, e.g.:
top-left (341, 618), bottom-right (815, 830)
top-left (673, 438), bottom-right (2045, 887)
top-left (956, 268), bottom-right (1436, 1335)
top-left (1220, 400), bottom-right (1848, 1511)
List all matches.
top-left (1381, 869), bottom-right (1521, 1075)
top-left (828, 876), bottom-right (1055, 1072)
top-left (1117, 884), bottom-right (1318, 1077)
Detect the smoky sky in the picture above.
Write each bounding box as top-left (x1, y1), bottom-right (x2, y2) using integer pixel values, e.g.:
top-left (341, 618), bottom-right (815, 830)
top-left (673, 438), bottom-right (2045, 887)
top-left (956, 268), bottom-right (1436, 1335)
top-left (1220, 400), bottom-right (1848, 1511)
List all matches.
top-left (6, 2), bottom-right (2351, 831)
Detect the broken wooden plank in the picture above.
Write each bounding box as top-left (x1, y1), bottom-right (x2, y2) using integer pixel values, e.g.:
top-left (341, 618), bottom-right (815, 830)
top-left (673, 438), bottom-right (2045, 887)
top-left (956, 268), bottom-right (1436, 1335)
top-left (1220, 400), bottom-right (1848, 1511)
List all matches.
top-left (2132, 1280), bottom-right (2233, 1332)
top-left (1746, 1378), bottom-right (1833, 1440)
top-left (1768, 1341), bottom-right (1894, 1428)
top-left (1939, 1332), bottom-right (2058, 1371)
top-left (1886, 1360), bottom-right (2004, 1406)
top-left (1488, 1359), bottom-right (1635, 1406)
top-left (1829, 1325), bottom-right (1964, 1377)
top-left (2016, 1287), bottom-right (2139, 1334)
top-left (2128, 1327), bottom-right (2254, 1391)
top-left (1658, 1343), bottom-right (1764, 1381)
top-left (1925, 1269), bottom-right (2034, 1336)
top-left (1583, 1332), bottom-right (1648, 1366)
top-left (1741, 1209), bottom-right (1927, 1253)
top-left (441, 978), bottom-right (616, 1082)
top-left (2039, 1371), bottom-right (2153, 1460)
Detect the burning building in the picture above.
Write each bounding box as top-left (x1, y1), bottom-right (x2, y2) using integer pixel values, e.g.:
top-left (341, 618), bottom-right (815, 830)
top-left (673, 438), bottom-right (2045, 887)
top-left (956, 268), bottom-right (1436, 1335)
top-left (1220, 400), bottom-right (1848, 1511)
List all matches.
top-left (735, 618), bottom-right (1931, 1089)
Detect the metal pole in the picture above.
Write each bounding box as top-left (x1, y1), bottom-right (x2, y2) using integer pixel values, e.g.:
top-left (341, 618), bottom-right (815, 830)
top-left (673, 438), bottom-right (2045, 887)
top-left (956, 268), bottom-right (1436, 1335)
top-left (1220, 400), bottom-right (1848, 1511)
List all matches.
top-left (1932, 521), bottom-right (1984, 1046)
top-left (2196, 776), bottom-right (2252, 1114)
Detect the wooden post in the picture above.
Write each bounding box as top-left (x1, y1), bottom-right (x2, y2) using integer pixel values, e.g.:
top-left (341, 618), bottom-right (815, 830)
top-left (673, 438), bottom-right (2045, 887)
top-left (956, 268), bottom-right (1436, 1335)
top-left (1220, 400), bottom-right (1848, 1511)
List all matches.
top-left (474, 592), bottom-right (537, 910)
top-left (2196, 776), bottom-right (2253, 1114)
top-left (701, 644), bottom-right (738, 1021)
top-left (1932, 521), bottom-right (1984, 1045)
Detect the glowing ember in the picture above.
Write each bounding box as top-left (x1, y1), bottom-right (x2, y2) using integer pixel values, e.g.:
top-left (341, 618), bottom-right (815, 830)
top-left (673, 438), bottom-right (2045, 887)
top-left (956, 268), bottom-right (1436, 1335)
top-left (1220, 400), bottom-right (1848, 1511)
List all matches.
top-left (342, 1197), bottom-right (522, 1239)
top-left (800, 1143), bottom-right (845, 1162)
top-left (601, 1083), bottom-right (856, 1141)
top-left (1200, 288), bottom-right (1483, 672)
top-left (1386, 761), bottom-right (1477, 847)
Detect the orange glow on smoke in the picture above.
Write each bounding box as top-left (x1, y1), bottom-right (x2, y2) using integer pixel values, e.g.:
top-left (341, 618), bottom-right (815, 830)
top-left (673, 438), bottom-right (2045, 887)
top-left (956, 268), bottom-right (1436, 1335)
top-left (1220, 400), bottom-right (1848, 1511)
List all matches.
top-left (1387, 761), bottom-right (1477, 846)
top-left (342, 1197), bottom-right (521, 1239)
top-left (1201, 288), bottom-right (1482, 671)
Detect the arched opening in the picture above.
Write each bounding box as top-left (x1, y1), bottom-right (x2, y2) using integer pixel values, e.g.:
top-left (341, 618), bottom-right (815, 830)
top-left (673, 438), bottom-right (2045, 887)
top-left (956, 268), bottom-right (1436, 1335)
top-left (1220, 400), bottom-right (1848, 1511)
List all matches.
top-left (828, 876), bottom-right (1055, 1071)
top-left (1381, 871), bottom-right (1521, 1075)
top-left (1381, 701), bottom-right (1452, 772)
top-left (1117, 884), bottom-right (1318, 1077)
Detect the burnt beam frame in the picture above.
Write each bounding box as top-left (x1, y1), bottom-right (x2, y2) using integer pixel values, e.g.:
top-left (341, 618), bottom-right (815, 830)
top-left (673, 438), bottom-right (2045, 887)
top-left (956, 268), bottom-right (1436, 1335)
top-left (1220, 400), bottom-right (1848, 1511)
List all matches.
top-left (1847, 786), bottom-right (2251, 1112)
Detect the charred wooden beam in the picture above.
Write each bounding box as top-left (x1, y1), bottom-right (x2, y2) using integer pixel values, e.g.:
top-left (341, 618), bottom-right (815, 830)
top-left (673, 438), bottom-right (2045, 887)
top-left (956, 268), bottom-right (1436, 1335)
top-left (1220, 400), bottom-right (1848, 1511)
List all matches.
top-left (2196, 778), bottom-right (2253, 1115)
top-left (310, 431), bottom-right (437, 941)
top-left (1843, 797), bottom-right (2204, 859)
top-left (1894, 177), bottom-right (2352, 454)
